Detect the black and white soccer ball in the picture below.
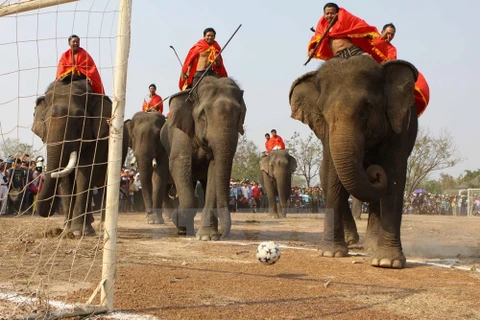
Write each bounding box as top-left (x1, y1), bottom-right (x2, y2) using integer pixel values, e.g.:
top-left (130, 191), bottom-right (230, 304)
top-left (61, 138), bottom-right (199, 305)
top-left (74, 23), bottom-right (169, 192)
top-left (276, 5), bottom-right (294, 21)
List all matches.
top-left (256, 241), bottom-right (281, 265)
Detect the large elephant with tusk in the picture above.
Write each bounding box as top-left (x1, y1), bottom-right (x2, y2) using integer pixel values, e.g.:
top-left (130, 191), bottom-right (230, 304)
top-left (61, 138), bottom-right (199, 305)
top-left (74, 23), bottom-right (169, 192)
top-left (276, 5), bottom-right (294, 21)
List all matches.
top-left (125, 111), bottom-right (170, 223)
top-left (32, 78), bottom-right (127, 236)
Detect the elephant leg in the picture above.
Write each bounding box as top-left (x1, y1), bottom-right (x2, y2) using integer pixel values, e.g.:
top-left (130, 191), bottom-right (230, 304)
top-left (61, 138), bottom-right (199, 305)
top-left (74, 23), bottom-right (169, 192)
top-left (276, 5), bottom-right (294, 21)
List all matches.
top-left (370, 180), bottom-right (406, 269)
top-left (343, 207), bottom-right (359, 246)
top-left (262, 174), bottom-right (279, 218)
top-left (150, 167), bottom-right (166, 224)
top-left (197, 161), bottom-right (220, 241)
top-left (70, 166), bottom-right (95, 237)
top-left (364, 201), bottom-right (380, 251)
top-left (319, 156), bottom-right (349, 258)
top-left (169, 157), bottom-right (196, 236)
top-left (59, 175), bottom-right (74, 230)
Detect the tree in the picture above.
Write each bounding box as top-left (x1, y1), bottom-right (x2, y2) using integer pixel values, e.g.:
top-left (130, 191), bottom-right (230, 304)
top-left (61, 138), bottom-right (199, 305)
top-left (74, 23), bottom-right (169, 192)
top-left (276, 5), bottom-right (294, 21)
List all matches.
top-left (406, 127), bottom-right (462, 193)
top-left (231, 134), bottom-right (262, 182)
top-left (285, 131), bottom-right (323, 188)
top-left (0, 138), bottom-right (35, 159)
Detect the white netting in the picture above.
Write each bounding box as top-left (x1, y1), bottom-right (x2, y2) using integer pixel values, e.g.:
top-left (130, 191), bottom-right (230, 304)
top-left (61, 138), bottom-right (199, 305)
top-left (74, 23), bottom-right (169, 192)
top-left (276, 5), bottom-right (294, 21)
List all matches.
top-left (0, 0), bottom-right (122, 317)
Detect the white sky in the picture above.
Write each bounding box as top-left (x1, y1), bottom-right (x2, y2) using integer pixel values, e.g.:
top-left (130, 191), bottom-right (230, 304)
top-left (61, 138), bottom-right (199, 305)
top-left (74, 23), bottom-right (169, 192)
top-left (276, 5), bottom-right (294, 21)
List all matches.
top-left (0, 0), bottom-right (478, 178)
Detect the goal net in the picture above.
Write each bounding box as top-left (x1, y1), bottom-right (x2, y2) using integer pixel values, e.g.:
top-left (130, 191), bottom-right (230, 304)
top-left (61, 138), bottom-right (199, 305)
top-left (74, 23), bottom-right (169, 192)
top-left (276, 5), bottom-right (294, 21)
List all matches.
top-left (467, 188), bottom-right (480, 217)
top-left (0, 0), bottom-right (127, 318)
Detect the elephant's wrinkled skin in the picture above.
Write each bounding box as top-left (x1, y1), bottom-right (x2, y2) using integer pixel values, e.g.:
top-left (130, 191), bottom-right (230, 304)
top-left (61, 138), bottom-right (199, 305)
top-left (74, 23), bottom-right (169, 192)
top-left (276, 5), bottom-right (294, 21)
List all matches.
top-left (161, 76), bottom-right (246, 240)
top-left (125, 112), bottom-right (170, 224)
top-left (32, 79), bottom-right (126, 237)
top-left (289, 56), bottom-right (418, 268)
top-left (259, 150), bottom-right (297, 218)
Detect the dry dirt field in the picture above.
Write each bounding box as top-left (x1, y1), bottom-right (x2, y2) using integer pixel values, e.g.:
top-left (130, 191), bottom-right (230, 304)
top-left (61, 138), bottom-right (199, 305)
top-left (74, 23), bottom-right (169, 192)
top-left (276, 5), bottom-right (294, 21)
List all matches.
top-left (1, 211), bottom-right (480, 319)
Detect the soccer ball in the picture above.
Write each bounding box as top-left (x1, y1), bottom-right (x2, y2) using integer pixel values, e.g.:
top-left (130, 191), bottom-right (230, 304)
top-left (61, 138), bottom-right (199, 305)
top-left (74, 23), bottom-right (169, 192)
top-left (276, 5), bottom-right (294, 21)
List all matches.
top-left (256, 241), bottom-right (281, 265)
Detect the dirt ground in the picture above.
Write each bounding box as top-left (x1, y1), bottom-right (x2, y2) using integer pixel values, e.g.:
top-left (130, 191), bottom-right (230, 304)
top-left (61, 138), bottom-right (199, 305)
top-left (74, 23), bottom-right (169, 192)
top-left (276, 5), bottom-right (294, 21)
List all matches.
top-left (1, 211), bottom-right (479, 319)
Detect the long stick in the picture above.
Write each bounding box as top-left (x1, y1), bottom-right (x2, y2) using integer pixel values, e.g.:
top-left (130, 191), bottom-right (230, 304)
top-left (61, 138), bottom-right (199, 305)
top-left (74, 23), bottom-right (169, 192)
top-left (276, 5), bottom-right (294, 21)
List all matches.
top-left (186, 24), bottom-right (242, 101)
top-left (304, 14), bottom-right (338, 66)
top-left (169, 45), bottom-right (183, 67)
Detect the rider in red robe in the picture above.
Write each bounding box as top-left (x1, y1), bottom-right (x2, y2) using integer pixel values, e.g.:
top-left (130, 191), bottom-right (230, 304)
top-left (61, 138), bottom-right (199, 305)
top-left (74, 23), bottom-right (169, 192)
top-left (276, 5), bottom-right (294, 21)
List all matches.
top-left (179, 28), bottom-right (228, 91)
top-left (142, 84), bottom-right (163, 113)
top-left (308, 5), bottom-right (388, 63)
top-left (56, 35), bottom-right (104, 94)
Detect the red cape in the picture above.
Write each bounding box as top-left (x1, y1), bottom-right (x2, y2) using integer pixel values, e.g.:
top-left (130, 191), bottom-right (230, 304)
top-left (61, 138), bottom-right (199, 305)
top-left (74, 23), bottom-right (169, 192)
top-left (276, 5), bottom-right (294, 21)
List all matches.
top-left (142, 94), bottom-right (163, 113)
top-left (308, 8), bottom-right (388, 63)
top-left (414, 72), bottom-right (429, 117)
top-left (375, 38), bottom-right (397, 60)
top-left (56, 48), bottom-right (105, 94)
top-left (179, 39), bottom-right (228, 90)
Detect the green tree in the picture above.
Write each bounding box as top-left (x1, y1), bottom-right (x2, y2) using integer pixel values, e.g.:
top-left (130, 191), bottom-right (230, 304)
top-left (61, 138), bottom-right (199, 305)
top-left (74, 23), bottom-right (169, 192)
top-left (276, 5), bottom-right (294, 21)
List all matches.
top-left (285, 131), bottom-right (323, 188)
top-left (456, 169), bottom-right (480, 188)
top-left (231, 134), bottom-right (262, 182)
top-left (0, 138), bottom-right (35, 159)
top-left (406, 127), bottom-right (462, 193)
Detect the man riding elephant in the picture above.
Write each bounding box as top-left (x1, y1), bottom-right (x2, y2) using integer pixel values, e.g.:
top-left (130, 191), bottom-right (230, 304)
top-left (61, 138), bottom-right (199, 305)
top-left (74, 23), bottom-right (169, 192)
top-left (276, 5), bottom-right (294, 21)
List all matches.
top-left (179, 27), bottom-right (228, 91)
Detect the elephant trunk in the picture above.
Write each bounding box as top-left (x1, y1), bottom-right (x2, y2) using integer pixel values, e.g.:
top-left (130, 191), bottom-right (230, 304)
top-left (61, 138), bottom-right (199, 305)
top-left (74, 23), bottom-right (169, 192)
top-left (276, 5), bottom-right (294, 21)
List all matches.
top-left (138, 156), bottom-right (154, 212)
top-left (275, 174), bottom-right (291, 216)
top-left (36, 145), bottom-right (65, 217)
top-left (330, 131), bottom-right (387, 202)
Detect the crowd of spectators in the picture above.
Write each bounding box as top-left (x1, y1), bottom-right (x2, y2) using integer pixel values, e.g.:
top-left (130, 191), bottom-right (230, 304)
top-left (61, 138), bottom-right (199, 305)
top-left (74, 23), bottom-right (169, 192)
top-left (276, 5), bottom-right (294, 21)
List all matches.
top-left (2, 154), bottom-right (479, 218)
top-left (0, 154), bottom-right (44, 216)
top-left (403, 192), bottom-right (480, 216)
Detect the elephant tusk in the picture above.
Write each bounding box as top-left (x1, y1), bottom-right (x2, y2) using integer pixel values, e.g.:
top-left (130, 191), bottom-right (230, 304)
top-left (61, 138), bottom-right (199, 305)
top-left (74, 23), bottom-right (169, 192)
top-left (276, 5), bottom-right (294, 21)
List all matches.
top-left (51, 151), bottom-right (78, 178)
top-left (130, 156), bottom-right (137, 167)
top-left (152, 158), bottom-right (157, 168)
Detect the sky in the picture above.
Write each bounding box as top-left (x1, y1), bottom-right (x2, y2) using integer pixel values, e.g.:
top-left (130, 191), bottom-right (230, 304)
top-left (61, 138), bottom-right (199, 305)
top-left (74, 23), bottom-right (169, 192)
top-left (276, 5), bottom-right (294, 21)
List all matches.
top-left (0, 0), bottom-right (478, 178)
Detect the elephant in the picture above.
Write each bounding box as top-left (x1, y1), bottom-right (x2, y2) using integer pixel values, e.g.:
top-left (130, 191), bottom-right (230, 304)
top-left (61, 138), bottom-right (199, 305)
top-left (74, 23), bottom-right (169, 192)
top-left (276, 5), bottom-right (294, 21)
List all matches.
top-left (259, 150), bottom-right (297, 218)
top-left (32, 78), bottom-right (128, 236)
top-left (125, 111), bottom-right (170, 224)
top-left (289, 55), bottom-right (418, 269)
top-left (160, 75), bottom-right (246, 239)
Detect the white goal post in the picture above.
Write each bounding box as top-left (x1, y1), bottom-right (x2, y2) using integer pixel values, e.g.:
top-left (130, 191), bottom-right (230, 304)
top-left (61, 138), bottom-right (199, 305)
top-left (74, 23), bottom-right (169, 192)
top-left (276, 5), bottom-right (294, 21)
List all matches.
top-left (0, 0), bottom-right (131, 317)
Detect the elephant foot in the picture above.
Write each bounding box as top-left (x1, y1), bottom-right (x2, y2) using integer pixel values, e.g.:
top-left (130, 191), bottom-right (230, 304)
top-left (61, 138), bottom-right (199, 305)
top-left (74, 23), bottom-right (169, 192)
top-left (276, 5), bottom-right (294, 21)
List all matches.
top-left (370, 249), bottom-right (406, 269)
top-left (268, 213), bottom-right (280, 219)
top-left (196, 226), bottom-right (220, 241)
top-left (71, 224), bottom-right (96, 238)
top-left (145, 212), bottom-right (165, 224)
top-left (344, 231), bottom-right (360, 246)
top-left (318, 241), bottom-right (348, 258)
top-left (363, 236), bottom-right (378, 252)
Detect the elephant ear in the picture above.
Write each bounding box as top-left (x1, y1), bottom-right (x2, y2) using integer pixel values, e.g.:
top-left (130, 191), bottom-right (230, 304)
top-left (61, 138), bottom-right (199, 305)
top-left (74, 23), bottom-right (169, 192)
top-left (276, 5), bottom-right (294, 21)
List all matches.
top-left (32, 96), bottom-right (48, 143)
top-left (383, 60), bottom-right (418, 134)
top-left (288, 155), bottom-right (297, 172)
top-left (168, 91), bottom-right (194, 138)
top-left (259, 156), bottom-right (270, 175)
top-left (237, 90), bottom-right (247, 135)
top-left (289, 71), bottom-right (325, 140)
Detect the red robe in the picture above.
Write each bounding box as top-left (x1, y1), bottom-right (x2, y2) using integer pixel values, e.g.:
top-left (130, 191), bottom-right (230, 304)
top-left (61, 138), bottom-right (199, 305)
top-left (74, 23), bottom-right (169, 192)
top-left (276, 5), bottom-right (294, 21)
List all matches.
top-left (414, 72), bottom-right (429, 117)
top-left (179, 39), bottom-right (228, 90)
top-left (267, 136), bottom-right (285, 151)
top-left (308, 8), bottom-right (388, 63)
top-left (142, 94), bottom-right (163, 113)
top-left (56, 48), bottom-right (105, 94)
